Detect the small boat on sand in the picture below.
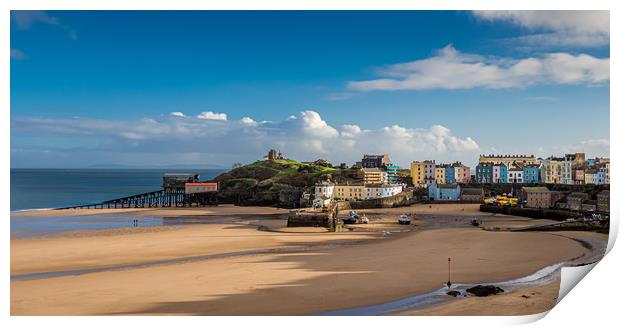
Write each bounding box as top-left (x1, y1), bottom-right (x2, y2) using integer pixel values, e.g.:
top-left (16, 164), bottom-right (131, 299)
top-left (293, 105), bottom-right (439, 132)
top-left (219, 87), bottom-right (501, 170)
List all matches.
top-left (398, 215), bottom-right (411, 225)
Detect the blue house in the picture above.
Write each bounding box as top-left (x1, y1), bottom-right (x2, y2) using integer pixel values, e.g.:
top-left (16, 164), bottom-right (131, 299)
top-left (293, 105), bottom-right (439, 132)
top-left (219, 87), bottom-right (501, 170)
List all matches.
top-left (476, 164), bottom-right (493, 183)
top-left (523, 165), bottom-right (541, 184)
top-left (386, 164), bottom-right (401, 184)
top-left (496, 164), bottom-right (508, 184)
top-left (445, 165), bottom-right (456, 184)
top-left (428, 184), bottom-right (461, 201)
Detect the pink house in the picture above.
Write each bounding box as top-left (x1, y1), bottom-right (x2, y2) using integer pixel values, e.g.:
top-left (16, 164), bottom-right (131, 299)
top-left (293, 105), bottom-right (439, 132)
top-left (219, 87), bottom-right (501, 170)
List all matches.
top-left (459, 166), bottom-right (471, 183)
top-left (574, 169), bottom-right (585, 185)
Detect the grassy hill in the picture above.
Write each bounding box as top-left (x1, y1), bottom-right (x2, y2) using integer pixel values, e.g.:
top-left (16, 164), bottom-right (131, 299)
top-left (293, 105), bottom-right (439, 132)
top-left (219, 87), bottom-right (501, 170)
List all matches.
top-left (213, 159), bottom-right (362, 207)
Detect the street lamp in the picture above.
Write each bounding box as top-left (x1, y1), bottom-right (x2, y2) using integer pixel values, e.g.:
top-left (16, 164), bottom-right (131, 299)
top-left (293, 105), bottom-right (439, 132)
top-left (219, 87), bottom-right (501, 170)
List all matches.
top-left (447, 257), bottom-right (452, 288)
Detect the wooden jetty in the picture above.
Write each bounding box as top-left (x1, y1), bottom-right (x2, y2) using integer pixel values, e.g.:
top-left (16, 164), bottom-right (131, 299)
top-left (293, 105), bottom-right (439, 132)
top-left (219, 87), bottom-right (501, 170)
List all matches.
top-left (56, 173), bottom-right (219, 210)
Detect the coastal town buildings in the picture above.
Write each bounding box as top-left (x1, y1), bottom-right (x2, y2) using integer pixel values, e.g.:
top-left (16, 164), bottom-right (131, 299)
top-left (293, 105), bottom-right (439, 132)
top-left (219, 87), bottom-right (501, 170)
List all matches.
top-left (523, 165), bottom-right (541, 184)
top-left (360, 167), bottom-right (387, 185)
top-left (597, 190), bottom-right (610, 213)
top-left (566, 192), bottom-right (589, 211)
top-left (470, 153), bottom-right (607, 185)
top-left (411, 160), bottom-right (470, 187)
top-left (582, 200), bottom-right (597, 212)
top-left (453, 163), bottom-right (471, 183)
top-left (476, 163), bottom-right (494, 184)
top-left (541, 158), bottom-right (563, 184)
top-left (356, 154), bottom-right (400, 186)
top-left (479, 154), bottom-right (537, 169)
top-left (386, 164), bottom-right (401, 184)
top-left (445, 165), bottom-right (456, 184)
top-left (333, 185), bottom-right (366, 201)
top-left (594, 169), bottom-right (607, 185)
top-left (585, 169), bottom-right (596, 184)
top-left (492, 164), bottom-right (508, 183)
top-left (573, 169), bottom-right (585, 185)
top-left (508, 168), bottom-right (524, 183)
top-left (423, 160), bottom-right (436, 186)
top-left (522, 187), bottom-right (563, 209)
top-left (461, 188), bottom-right (484, 202)
top-left (360, 154), bottom-right (392, 169)
top-left (428, 184), bottom-right (461, 201)
top-left (314, 181), bottom-right (403, 206)
top-left (561, 156), bottom-right (574, 185)
top-left (435, 165), bottom-right (446, 185)
top-left (410, 161), bottom-right (425, 187)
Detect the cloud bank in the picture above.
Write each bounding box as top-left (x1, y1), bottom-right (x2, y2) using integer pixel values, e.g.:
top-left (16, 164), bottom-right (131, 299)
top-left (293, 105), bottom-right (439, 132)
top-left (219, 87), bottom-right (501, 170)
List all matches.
top-left (11, 10), bottom-right (77, 40)
top-left (472, 11), bottom-right (609, 48)
top-left (348, 45), bottom-right (609, 91)
top-left (11, 111), bottom-right (480, 167)
top-left (10, 48), bottom-right (26, 60)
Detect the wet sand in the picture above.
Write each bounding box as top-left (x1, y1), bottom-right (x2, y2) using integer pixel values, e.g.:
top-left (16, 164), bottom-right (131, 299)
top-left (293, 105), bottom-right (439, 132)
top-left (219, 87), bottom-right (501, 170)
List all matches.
top-left (409, 281), bottom-right (561, 316)
top-left (401, 231), bottom-right (608, 316)
top-left (11, 204), bottom-right (290, 217)
top-left (10, 204), bottom-right (606, 316)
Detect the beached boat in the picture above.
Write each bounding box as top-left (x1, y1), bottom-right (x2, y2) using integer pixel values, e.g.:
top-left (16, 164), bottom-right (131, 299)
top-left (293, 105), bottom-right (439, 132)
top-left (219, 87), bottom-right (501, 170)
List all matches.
top-left (343, 216), bottom-right (357, 224)
top-left (398, 215), bottom-right (411, 225)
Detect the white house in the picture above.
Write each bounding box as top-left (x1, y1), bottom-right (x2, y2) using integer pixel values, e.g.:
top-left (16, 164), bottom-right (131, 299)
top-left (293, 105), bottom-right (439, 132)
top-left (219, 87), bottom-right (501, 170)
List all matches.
top-left (561, 159), bottom-right (573, 184)
top-left (313, 181), bottom-right (335, 207)
top-left (508, 169), bottom-right (524, 183)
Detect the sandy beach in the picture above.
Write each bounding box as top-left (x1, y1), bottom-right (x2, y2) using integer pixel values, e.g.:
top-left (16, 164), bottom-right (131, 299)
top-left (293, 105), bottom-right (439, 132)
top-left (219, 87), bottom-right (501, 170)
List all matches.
top-left (11, 205), bottom-right (290, 217)
top-left (10, 204), bottom-right (607, 316)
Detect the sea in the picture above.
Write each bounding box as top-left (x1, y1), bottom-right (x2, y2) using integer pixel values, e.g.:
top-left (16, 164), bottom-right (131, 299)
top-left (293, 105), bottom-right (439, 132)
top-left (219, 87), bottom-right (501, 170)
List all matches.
top-left (10, 168), bottom-right (226, 238)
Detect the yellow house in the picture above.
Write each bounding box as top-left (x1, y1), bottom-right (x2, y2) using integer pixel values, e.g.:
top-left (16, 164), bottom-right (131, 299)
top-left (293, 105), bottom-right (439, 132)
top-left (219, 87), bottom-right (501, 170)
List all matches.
top-left (542, 159), bottom-right (562, 184)
top-left (360, 168), bottom-right (386, 185)
top-left (333, 185), bottom-right (366, 200)
top-left (435, 165), bottom-right (446, 184)
top-left (410, 161), bottom-right (425, 187)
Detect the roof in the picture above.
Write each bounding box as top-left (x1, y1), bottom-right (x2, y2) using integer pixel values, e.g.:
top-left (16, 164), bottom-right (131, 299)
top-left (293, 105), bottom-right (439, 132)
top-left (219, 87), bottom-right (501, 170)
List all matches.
top-left (597, 190), bottom-right (610, 197)
top-left (462, 188), bottom-right (483, 195)
top-left (522, 187), bottom-right (550, 193)
top-left (431, 184), bottom-right (459, 189)
top-left (186, 183), bottom-right (218, 187)
top-left (567, 192), bottom-right (589, 199)
top-left (362, 154), bottom-right (392, 164)
top-left (509, 168), bottom-right (523, 171)
top-left (361, 167), bottom-right (385, 173)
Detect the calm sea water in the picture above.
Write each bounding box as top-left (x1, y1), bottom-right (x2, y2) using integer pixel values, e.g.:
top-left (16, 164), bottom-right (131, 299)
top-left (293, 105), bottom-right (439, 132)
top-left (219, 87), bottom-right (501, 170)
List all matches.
top-left (10, 168), bottom-right (226, 211)
top-left (10, 169), bottom-right (226, 238)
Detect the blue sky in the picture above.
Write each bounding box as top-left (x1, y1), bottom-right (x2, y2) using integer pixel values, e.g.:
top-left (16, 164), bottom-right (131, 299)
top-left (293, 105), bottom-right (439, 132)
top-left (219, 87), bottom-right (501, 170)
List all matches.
top-left (10, 11), bottom-right (610, 168)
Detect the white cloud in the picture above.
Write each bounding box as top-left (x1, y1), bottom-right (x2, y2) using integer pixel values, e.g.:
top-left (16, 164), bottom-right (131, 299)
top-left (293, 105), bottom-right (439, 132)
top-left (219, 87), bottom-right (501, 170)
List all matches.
top-left (325, 92), bottom-right (355, 101)
top-left (297, 111), bottom-right (339, 139)
top-left (196, 111), bottom-right (227, 121)
top-left (11, 11), bottom-right (60, 29)
top-left (526, 96), bottom-right (560, 102)
top-left (240, 117), bottom-right (257, 126)
top-left (11, 10), bottom-right (77, 40)
top-left (473, 11), bottom-right (609, 35)
top-left (348, 45), bottom-right (609, 91)
top-left (169, 112), bottom-right (185, 117)
top-left (340, 124), bottom-right (362, 138)
top-left (472, 11), bottom-right (609, 48)
top-left (10, 48), bottom-right (25, 60)
top-left (544, 138), bottom-right (610, 159)
top-left (11, 111), bottom-right (481, 167)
